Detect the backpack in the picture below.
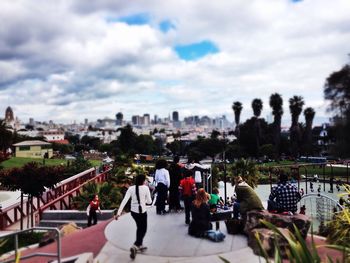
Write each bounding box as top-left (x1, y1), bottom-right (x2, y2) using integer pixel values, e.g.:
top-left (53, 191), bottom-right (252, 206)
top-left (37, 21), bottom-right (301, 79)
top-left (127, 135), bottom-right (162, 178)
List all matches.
top-left (205, 230), bottom-right (226, 242)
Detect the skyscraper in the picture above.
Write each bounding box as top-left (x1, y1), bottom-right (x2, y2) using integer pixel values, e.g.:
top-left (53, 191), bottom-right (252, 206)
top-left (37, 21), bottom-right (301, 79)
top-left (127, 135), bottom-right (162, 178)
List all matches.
top-left (116, 112), bottom-right (123, 126)
top-left (172, 111), bottom-right (179, 122)
top-left (5, 106), bottom-right (14, 122)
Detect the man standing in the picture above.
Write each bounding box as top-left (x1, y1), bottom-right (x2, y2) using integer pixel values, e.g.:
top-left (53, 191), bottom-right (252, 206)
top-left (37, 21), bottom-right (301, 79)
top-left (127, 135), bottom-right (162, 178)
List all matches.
top-left (268, 173), bottom-right (301, 214)
top-left (168, 156), bottom-right (183, 212)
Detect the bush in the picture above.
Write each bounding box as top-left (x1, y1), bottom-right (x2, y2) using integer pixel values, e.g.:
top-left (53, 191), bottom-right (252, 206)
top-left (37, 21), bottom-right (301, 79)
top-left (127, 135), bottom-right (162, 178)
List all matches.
top-left (0, 232), bottom-right (45, 255)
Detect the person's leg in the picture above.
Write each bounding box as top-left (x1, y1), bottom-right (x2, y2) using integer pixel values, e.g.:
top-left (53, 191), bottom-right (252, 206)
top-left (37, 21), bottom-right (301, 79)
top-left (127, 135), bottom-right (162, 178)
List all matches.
top-left (156, 184), bottom-right (163, 214)
top-left (184, 196), bottom-right (191, 223)
top-left (131, 212), bottom-right (148, 247)
top-left (92, 210), bottom-right (97, 225)
top-left (158, 184), bottom-right (166, 212)
top-left (233, 202), bottom-right (240, 219)
top-left (87, 213), bottom-right (92, 227)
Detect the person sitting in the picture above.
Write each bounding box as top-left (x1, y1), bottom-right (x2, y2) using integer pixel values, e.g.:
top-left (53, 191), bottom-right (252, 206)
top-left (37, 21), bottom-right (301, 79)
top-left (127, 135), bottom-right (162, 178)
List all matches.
top-left (268, 172), bottom-right (301, 214)
top-left (233, 176), bottom-right (264, 221)
top-left (188, 188), bottom-right (212, 237)
top-left (208, 188), bottom-right (224, 212)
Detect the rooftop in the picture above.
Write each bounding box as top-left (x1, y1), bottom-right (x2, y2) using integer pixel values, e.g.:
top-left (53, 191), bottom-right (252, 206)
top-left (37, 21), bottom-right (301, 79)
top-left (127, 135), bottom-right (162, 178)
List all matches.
top-left (13, 140), bottom-right (51, 146)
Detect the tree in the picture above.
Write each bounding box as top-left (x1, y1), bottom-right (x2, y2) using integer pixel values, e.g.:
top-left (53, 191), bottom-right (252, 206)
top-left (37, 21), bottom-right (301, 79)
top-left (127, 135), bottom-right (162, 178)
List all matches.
top-left (324, 63), bottom-right (350, 157)
top-left (289, 95), bottom-right (304, 158)
top-left (115, 125), bottom-right (137, 156)
top-left (269, 93), bottom-right (283, 161)
top-left (0, 119), bottom-right (12, 153)
top-left (303, 107), bottom-right (315, 156)
top-left (252, 98), bottom-right (263, 157)
top-left (0, 163), bottom-right (63, 228)
top-left (231, 159), bottom-right (260, 188)
top-left (232, 101), bottom-right (243, 139)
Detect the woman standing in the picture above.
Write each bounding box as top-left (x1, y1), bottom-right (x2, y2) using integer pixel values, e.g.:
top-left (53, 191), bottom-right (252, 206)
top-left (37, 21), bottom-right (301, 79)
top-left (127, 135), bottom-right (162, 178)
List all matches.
top-left (188, 188), bottom-right (212, 237)
top-left (115, 174), bottom-right (152, 259)
top-left (86, 194), bottom-right (102, 227)
top-left (154, 159), bottom-right (170, 215)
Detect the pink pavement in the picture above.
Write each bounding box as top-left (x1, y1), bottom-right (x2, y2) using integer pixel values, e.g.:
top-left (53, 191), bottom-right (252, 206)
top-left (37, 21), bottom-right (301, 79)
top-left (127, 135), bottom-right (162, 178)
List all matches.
top-left (15, 219), bottom-right (111, 263)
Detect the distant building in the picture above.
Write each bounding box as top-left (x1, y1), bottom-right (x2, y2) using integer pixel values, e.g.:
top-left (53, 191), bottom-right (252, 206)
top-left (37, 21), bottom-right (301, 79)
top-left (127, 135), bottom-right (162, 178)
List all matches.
top-left (40, 130), bottom-right (68, 144)
top-left (5, 106), bottom-right (14, 122)
top-left (116, 112), bottom-right (123, 126)
top-left (13, 140), bottom-right (53, 158)
top-left (172, 111), bottom-right (179, 122)
top-left (143, 114), bottom-right (150, 126)
top-left (132, 115), bottom-right (141, 126)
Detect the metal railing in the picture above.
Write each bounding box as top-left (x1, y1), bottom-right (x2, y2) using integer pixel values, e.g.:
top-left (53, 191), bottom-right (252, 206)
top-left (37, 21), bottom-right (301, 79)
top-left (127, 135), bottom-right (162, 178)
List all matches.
top-left (1, 227), bottom-right (61, 263)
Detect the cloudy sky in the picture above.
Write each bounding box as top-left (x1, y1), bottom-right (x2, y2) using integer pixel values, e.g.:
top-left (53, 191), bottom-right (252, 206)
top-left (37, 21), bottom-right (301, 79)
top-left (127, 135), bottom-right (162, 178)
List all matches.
top-left (0, 0), bottom-right (349, 125)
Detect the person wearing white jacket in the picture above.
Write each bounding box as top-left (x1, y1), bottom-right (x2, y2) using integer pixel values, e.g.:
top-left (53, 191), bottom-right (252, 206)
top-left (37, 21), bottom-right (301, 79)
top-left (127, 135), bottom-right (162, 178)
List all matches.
top-left (115, 174), bottom-right (152, 258)
top-left (154, 159), bottom-right (170, 215)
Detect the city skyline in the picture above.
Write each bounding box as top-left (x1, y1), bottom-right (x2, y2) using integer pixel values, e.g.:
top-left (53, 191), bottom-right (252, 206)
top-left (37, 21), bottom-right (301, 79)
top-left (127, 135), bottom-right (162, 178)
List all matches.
top-left (0, 0), bottom-right (349, 125)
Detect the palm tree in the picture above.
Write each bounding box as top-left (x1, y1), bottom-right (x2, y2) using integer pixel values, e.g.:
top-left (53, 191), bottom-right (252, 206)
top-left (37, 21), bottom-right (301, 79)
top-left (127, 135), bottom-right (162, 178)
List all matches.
top-left (232, 101), bottom-right (243, 139)
top-left (269, 93), bottom-right (283, 161)
top-left (303, 107), bottom-right (315, 156)
top-left (289, 96), bottom-right (305, 158)
top-left (252, 98), bottom-right (263, 157)
top-left (231, 159), bottom-right (260, 188)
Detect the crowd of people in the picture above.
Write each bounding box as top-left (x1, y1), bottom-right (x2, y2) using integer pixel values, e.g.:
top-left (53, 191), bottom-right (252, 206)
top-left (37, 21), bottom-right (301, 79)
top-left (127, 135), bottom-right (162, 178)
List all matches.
top-left (112, 158), bottom-right (304, 258)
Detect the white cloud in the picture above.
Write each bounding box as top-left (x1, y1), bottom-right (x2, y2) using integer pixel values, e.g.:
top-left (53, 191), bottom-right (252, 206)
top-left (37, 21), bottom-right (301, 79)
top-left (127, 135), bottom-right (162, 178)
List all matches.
top-left (0, 0), bottom-right (349, 125)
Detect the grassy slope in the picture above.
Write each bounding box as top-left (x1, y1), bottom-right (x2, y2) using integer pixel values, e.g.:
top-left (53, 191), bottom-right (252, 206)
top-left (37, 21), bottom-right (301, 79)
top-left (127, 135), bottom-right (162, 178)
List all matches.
top-left (1, 157), bottom-right (101, 169)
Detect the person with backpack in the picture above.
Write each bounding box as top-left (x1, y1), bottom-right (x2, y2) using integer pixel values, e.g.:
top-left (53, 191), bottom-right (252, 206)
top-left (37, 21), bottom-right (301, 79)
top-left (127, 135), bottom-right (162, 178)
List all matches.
top-left (115, 174), bottom-right (152, 259)
top-left (179, 169), bottom-right (197, 224)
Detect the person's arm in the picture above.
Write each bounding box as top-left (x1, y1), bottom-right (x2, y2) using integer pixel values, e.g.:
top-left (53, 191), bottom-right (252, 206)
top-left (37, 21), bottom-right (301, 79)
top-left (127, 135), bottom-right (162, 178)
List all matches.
top-left (269, 187), bottom-right (276, 201)
top-left (165, 170), bottom-right (170, 188)
top-left (86, 204), bottom-right (90, 216)
top-left (146, 186), bottom-right (152, 205)
top-left (116, 187), bottom-right (132, 218)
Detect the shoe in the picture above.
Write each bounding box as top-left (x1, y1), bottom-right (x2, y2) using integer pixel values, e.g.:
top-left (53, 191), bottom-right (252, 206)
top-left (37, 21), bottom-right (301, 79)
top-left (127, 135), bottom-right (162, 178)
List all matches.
top-left (130, 246), bottom-right (137, 259)
top-left (160, 210), bottom-right (168, 215)
top-left (138, 245), bottom-right (148, 251)
top-left (185, 220), bottom-right (190, 225)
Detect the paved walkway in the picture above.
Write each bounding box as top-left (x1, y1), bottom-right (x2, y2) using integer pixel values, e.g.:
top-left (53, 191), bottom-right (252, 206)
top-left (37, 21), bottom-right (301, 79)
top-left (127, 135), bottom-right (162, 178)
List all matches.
top-left (95, 206), bottom-right (260, 263)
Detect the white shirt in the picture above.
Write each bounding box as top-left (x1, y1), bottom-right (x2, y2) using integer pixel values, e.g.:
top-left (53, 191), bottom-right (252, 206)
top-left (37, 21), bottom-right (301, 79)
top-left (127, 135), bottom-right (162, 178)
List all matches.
top-left (155, 168), bottom-right (170, 188)
top-left (117, 185), bottom-right (152, 216)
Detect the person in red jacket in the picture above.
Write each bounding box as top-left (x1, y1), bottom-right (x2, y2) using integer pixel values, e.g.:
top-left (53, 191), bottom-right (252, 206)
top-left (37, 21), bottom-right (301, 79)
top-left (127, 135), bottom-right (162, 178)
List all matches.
top-left (179, 169), bottom-right (197, 224)
top-left (87, 194), bottom-right (102, 226)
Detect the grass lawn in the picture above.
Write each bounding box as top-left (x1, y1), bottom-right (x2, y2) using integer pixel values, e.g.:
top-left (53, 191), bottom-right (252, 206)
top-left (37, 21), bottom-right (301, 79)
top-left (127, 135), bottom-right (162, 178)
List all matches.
top-left (1, 157), bottom-right (101, 169)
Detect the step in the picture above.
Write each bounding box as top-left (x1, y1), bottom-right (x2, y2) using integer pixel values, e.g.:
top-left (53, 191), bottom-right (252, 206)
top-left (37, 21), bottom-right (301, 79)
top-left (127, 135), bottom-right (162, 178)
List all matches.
top-left (39, 219), bottom-right (89, 228)
top-left (41, 210), bottom-right (114, 220)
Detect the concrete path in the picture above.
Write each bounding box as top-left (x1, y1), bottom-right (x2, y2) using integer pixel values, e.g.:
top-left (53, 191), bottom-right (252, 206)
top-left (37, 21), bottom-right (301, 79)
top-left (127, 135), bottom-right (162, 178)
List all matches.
top-left (95, 206), bottom-right (261, 263)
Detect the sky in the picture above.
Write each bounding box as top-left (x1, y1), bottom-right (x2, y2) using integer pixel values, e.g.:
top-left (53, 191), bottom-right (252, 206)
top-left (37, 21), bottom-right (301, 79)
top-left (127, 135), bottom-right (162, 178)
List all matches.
top-left (0, 0), bottom-right (349, 126)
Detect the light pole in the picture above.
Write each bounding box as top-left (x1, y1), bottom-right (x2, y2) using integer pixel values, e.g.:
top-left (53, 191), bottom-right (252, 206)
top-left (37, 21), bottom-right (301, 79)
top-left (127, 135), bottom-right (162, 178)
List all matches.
top-left (223, 132), bottom-right (227, 204)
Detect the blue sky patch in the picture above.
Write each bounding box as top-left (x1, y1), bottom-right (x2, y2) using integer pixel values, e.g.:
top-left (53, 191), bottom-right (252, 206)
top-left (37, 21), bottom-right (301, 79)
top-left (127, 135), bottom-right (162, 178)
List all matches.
top-left (174, 40), bottom-right (219, 61)
top-left (107, 13), bottom-right (151, 25)
top-left (159, 20), bottom-right (176, 33)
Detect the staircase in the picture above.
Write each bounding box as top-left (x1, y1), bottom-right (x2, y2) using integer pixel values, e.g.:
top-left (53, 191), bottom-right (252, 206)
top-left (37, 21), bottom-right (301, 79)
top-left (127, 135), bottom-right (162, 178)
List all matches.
top-left (39, 210), bottom-right (114, 228)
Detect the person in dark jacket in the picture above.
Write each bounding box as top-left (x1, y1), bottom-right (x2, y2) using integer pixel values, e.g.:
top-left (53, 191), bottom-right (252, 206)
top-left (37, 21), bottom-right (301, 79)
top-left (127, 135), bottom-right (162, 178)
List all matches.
top-left (188, 188), bottom-right (212, 237)
top-left (168, 156), bottom-right (183, 211)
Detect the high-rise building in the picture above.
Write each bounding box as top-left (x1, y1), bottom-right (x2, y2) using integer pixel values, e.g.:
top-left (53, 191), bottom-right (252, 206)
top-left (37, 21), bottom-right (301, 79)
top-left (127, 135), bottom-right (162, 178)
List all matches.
top-left (84, 118), bottom-right (88, 125)
top-left (132, 115), bottom-right (141, 126)
top-left (116, 112), bottom-right (123, 126)
top-left (5, 106), bottom-right (14, 122)
top-left (172, 111), bottom-right (179, 122)
top-left (143, 114), bottom-right (150, 126)
top-left (29, 118), bottom-right (35, 126)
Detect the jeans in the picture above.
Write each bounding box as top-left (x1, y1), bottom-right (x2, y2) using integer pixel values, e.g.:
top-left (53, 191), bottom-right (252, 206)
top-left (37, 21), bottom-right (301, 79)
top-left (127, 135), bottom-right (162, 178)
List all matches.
top-left (87, 209), bottom-right (97, 226)
top-left (156, 183), bottom-right (168, 213)
top-left (183, 195), bottom-right (193, 223)
top-left (233, 202), bottom-right (240, 219)
top-left (131, 211), bottom-right (147, 247)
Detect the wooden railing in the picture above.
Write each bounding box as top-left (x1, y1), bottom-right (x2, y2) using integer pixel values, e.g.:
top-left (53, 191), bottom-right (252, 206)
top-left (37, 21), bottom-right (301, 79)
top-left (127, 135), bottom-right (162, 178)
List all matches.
top-left (0, 168), bottom-right (111, 230)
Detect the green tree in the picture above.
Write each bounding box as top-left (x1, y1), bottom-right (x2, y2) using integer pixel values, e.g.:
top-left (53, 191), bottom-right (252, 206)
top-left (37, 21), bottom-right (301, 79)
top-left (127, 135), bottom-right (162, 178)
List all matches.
top-left (289, 95), bottom-right (305, 158)
top-left (115, 125), bottom-right (137, 156)
top-left (0, 119), bottom-right (12, 153)
top-left (252, 98), bottom-right (263, 157)
top-left (303, 107), bottom-right (316, 156)
top-left (269, 93), bottom-right (283, 161)
top-left (324, 63), bottom-right (350, 157)
top-left (134, 134), bottom-right (156, 154)
top-left (0, 163), bottom-right (63, 228)
top-left (232, 101), bottom-right (243, 140)
top-left (231, 159), bottom-right (260, 188)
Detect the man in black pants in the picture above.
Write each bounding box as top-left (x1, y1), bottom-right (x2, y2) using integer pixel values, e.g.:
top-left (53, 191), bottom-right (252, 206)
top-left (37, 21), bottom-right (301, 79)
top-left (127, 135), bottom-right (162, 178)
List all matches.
top-left (168, 156), bottom-right (183, 212)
